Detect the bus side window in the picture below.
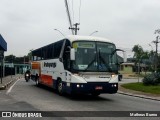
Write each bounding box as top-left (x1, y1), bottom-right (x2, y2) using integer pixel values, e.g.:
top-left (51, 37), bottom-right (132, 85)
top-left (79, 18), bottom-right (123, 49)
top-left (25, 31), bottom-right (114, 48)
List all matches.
top-left (63, 51), bottom-right (70, 70)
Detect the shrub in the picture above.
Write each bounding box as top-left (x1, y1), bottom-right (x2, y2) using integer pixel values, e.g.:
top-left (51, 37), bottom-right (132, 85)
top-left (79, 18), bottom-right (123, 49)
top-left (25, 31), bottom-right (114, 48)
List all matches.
top-left (142, 72), bottom-right (160, 85)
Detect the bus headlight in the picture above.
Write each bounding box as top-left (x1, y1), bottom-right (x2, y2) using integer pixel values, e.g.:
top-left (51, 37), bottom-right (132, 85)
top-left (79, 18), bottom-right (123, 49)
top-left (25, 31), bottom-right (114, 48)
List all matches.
top-left (112, 84), bottom-right (117, 87)
top-left (111, 74), bottom-right (116, 78)
top-left (77, 84), bottom-right (80, 88)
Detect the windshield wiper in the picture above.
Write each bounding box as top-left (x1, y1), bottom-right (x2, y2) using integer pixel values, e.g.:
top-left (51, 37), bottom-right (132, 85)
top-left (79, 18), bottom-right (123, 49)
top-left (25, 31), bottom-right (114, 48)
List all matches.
top-left (98, 50), bottom-right (112, 72)
top-left (83, 55), bottom-right (96, 71)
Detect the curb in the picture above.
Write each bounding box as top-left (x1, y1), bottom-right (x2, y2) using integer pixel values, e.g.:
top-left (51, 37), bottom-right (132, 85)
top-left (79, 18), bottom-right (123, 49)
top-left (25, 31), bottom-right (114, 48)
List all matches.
top-left (0, 85), bottom-right (5, 90)
top-left (0, 77), bottom-right (22, 90)
top-left (0, 80), bottom-right (13, 90)
top-left (118, 91), bottom-right (160, 101)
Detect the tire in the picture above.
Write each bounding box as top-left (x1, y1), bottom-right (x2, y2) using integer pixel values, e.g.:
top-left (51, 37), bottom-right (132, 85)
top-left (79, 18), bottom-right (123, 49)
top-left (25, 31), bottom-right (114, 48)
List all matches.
top-left (25, 77), bottom-right (29, 82)
top-left (57, 80), bottom-right (63, 95)
top-left (118, 74), bottom-right (122, 81)
top-left (118, 77), bottom-right (121, 81)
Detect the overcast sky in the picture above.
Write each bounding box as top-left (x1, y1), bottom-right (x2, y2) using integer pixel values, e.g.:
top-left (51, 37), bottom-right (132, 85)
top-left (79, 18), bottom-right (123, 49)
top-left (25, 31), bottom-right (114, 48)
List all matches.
top-left (0, 0), bottom-right (160, 57)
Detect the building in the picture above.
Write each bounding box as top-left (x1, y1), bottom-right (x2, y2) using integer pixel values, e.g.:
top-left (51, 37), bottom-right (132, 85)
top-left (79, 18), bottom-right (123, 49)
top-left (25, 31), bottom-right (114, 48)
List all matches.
top-left (120, 62), bottom-right (135, 73)
top-left (0, 34), bottom-right (7, 56)
top-left (0, 34), bottom-right (7, 77)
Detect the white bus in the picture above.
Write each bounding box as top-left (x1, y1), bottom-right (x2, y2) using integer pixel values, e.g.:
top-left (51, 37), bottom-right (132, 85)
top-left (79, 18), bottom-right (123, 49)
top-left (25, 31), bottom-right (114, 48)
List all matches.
top-left (31, 35), bottom-right (125, 96)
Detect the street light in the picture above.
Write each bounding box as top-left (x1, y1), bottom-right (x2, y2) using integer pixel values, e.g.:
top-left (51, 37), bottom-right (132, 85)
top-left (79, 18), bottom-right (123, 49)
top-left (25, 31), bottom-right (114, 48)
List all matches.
top-left (54, 29), bottom-right (65, 37)
top-left (89, 31), bottom-right (98, 36)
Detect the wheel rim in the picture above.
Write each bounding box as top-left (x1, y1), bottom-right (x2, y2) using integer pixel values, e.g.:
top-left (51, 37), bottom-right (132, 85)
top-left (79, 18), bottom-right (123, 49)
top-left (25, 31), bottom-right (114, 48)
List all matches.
top-left (58, 82), bottom-right (62, 93)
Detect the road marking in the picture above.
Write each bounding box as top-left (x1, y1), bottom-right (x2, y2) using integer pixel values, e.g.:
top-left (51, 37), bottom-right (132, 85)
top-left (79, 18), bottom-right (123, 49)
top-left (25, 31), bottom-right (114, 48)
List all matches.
top-left (6, 79), bottom-right (21, 95)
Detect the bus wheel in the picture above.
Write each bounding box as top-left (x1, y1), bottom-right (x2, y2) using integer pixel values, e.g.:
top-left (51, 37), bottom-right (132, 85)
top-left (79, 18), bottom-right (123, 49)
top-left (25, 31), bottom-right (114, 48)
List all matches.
top-left (91, 93), bottom-right (100, 96)
top-left (57, 80), bottom-right (63, 95)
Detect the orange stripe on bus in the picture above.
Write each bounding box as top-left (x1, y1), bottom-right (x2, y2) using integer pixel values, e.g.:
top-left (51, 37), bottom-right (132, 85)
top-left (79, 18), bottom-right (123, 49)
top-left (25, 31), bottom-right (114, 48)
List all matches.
top-left (40, 74), bottom-right (53, 87)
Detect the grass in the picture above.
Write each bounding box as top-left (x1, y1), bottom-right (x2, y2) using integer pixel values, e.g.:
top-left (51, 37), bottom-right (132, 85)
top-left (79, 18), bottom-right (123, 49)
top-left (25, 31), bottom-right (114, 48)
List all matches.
top-left (121, 83), bottom-right (160, 94)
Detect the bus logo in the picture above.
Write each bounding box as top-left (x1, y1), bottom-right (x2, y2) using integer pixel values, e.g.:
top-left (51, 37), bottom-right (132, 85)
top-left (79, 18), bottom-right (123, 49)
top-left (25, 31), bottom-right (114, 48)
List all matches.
top-left (44, 62), bottom-right (56, 68)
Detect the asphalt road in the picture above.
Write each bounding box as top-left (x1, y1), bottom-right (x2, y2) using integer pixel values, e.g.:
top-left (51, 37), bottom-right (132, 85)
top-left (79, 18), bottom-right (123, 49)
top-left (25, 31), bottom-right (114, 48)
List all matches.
top-left (0, 78), bottom-right (160, 120)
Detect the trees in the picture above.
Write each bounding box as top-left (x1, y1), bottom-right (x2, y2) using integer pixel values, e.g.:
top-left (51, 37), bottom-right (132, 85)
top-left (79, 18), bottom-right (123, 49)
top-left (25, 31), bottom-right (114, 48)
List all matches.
top-left (132, 45), bottom-right (144, 60)
top-left (5, 55), bottom-right (29, 64)
top-left (4, 55), bottom-right (16, 63)
top-left (132, 45), bottom-right (152, 72)
top-left (132, 44), bottom-right (160, 72)
top-left (132, 45), bottom-right (144, 69)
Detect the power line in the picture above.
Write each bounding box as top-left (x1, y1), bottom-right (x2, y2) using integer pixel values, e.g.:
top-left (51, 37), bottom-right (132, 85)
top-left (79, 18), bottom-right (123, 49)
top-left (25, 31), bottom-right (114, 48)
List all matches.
top-left (71, 0), bottom-right (74, 24)
top-left (64, 0), bottom-right (74, 35)
top-left (79, 0), bottom-right (82, 24)
top-left (64, 0), bottom-right (81, 35)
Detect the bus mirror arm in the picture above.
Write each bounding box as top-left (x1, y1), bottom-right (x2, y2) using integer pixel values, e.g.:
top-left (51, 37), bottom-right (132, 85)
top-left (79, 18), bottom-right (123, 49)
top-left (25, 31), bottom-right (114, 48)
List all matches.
top-left (112, 49), bottom-right (127, 63)
top-left (111, 49), bottom-right (124, 55)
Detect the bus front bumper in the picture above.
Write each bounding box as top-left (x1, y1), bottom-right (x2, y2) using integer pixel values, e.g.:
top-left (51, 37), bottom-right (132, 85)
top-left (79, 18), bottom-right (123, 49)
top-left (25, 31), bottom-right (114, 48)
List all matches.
top-left (64, 82), bottom-right (118, 94)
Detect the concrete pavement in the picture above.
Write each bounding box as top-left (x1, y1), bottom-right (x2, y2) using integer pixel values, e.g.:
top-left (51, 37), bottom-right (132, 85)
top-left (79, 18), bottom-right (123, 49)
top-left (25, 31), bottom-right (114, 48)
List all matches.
top-left (0, 74), bottom-right (22, 90)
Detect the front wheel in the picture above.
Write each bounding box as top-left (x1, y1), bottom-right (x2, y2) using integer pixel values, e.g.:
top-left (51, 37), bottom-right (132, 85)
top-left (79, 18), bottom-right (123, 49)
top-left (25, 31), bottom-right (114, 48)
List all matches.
top-left (57, 80), bottom-right (63, 95)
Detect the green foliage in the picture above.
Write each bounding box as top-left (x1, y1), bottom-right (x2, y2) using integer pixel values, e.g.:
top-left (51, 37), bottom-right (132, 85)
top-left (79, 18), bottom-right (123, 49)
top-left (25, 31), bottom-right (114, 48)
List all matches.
top-left (122, 83), bottom-right (160, 94)
top-left (142, 73), bottom-right (160, 85)
top-left (132, 44), bottom-right (144, 60)
top-left (5, 55), bottom-right (29, 64)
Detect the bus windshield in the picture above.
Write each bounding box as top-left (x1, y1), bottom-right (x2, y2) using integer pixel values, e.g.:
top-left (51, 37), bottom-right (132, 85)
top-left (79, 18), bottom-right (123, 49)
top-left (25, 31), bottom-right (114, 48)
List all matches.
top-left (72, 41), bottom-right (118, 72)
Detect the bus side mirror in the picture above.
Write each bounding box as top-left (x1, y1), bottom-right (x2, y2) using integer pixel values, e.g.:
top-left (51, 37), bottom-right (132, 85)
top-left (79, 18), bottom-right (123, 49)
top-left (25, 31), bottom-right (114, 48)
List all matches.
top-left (70, 48), bottom-right (75, 60)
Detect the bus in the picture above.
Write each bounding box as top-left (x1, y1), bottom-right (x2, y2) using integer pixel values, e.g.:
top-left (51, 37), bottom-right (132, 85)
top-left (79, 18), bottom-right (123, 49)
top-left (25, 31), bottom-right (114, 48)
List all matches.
top-left (30, 35), bottom-right (125, 96)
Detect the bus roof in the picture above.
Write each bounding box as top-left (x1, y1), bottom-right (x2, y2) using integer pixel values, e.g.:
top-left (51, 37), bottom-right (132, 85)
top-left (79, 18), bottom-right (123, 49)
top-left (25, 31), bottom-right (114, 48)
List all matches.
top-left (32, 35), bottom-right (114, 52)
top-left (65, 35), bottom-right (113, 43)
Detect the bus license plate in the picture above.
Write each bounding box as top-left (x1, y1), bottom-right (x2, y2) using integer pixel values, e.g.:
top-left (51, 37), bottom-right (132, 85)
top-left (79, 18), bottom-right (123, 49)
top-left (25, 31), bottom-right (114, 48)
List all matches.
top-left (95, 86), bottom-right (103, 90)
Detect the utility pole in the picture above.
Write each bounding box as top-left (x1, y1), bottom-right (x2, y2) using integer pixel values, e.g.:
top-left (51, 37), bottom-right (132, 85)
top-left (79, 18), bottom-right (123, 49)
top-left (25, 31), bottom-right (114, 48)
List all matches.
top-left (153, 30), bottom-right (160, 72)
top-left (69, 23), bottom-right (80, 35)
top-left (0, 51), bottom-right (4, 84)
